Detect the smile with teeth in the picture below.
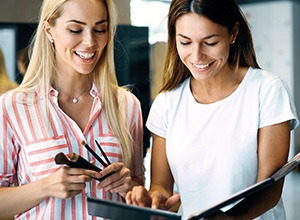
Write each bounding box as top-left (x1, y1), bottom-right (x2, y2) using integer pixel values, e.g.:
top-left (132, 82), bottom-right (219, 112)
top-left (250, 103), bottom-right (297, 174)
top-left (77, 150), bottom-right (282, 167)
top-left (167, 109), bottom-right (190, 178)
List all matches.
top-left (75, 51), bottom-right (95, 59)
top-left (193, 63), bottom-right (210, 69)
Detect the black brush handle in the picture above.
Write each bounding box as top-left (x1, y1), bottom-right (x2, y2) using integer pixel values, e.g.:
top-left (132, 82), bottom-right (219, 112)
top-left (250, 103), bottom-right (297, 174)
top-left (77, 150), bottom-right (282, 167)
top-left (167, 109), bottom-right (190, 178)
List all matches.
top-left (74, 156), bottom-right (114, 181)
top-left (55, 152), bottom-right (113, 181)
top-left (72, 154), bottom-right (102, 172)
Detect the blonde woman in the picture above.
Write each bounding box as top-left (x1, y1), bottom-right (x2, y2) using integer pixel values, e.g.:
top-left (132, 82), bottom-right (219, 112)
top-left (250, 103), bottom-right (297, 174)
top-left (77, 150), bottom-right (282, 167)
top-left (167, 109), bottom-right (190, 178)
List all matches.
top-left (0, 48), bottom-right (19, 94)
top-left (0, 0), bottom-right (144, 219)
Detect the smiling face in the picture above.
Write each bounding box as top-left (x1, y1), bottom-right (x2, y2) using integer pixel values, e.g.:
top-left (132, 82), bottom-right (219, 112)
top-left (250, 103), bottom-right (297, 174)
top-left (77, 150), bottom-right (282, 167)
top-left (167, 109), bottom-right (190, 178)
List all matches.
top-left (176, 13), bottom-right (237, 82)
top-left (44, 0), bottom-right (108, 76)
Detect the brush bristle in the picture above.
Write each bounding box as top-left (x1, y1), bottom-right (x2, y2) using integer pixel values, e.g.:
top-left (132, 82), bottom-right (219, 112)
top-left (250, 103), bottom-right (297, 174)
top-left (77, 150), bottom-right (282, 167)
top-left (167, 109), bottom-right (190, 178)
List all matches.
top-left (55, 152), bottom-right (69, 165)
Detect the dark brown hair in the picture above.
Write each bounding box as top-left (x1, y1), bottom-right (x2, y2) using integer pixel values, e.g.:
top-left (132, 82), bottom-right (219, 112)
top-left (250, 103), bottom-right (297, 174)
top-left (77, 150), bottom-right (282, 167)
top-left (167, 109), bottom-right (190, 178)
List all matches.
top-left (161, 0), bottom-right (260, 92)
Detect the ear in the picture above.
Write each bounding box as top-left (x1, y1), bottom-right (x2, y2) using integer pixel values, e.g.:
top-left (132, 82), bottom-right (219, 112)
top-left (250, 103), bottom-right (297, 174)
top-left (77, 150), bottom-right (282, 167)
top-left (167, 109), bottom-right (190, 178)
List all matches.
top-left (231, 22), bottom-right (240, 43)
top-left (44, 21), bottom-right (54, 43)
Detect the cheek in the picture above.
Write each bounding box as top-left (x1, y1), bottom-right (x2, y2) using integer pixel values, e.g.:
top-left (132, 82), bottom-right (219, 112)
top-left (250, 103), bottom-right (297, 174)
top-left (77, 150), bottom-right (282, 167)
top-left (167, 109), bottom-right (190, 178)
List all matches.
top-left (55, 37), bottom-right (78, 56)
top-left (176, 45), bottom-right (189, 63)
top-left (94, 35), bottom-right (107, 51)
top-left (218, 44), bottom-right (231, 58)
top-left (98, 36), bottom-right (108, 49)
top-left (208, 45), bottom-right (230, 62)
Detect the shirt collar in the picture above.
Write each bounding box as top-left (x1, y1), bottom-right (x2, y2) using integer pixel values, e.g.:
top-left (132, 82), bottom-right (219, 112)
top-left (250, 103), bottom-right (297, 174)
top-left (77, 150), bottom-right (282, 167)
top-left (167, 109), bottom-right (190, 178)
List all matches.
top-left (49, 83), bottom-right (100, 103)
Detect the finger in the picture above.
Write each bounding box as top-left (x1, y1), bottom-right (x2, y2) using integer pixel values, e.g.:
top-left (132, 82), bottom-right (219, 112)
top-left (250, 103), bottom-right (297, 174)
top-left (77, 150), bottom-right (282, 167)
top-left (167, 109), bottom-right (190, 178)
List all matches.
top-left (67, 167), bottom-right (99, 181)
top-left (132, 186), bottom-right (152, 207)
top-left (165, 193), bottom-right (180, 210)
top-left (125, 191), bottom-right (132, 204)
top-left (97, 163), bottom-right (121, 176)
top-left (96, 172), bottom-right (119, 189)
top-left (67, 190), bottom-right (84, 198)
top-left (151, 194), bottom-right (163, 209)
top-left (129, 186), bottom-right (140, 206)
top-left (97, 167), bottom-right (130, 189)
top-left (57, 189), bottom-right (83, 199)
top-left (107, 178), bottom-right (134, 197)
top-left (61, 182), bottom-right (87, 191)
top-left (128, 186), bottom-right (143, 206)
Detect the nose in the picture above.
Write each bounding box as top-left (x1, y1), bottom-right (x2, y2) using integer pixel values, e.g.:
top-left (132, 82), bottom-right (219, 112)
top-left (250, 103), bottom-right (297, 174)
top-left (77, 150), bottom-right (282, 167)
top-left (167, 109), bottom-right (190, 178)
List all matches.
top-left (82, 30), bottom-right (96, 47)
top-left (191, 44), bottom-right (206, 62)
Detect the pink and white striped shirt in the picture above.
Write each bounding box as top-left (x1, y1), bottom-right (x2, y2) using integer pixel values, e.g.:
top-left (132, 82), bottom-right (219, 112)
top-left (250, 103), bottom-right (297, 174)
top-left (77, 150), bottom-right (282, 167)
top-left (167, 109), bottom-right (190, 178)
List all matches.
top-left (0, 84), bottom-right (145, 220)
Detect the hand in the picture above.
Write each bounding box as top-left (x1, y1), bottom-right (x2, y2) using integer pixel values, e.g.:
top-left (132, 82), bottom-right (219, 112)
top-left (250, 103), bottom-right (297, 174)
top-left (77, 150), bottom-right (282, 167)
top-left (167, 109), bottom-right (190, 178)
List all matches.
top-left (41, 166), bottom-right (97, 199)
top-left (125, 186), bottom-right (180, 211)
top-left (125, 186), bottom-right (152, 207)
top-left (96, 162), bottom-right (133, 197)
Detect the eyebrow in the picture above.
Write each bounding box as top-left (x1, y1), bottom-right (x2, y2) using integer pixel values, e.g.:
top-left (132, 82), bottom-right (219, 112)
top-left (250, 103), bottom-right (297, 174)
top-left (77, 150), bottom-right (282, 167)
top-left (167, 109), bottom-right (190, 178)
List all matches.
top-left (66, 19), bottom-right (108, 25)
top-left (176, 33), bottom-right (220, 40)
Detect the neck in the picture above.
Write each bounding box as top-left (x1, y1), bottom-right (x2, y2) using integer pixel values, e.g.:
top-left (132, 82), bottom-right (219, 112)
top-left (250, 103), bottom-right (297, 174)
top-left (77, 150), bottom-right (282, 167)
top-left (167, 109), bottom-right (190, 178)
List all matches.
top-left (190, 66), bottom-right (246, 104)
top-left (54, 75), bottom-right (93, 104)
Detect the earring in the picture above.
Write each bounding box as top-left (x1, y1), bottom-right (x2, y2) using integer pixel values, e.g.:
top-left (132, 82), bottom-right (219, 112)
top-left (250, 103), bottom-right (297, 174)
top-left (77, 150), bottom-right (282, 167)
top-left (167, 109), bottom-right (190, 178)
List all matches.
top-left (231, 40), bottom-right (235, 44)
top-left (50, 39), bottom-right (54, 44)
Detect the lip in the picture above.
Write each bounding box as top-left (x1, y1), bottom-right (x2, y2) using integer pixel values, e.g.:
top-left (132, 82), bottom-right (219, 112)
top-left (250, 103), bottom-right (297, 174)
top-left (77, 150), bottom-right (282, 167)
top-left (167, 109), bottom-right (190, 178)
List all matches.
top-left (192, 61), bottom-right (214, 70)
top-left (74, 51), bottom-right (96, 63)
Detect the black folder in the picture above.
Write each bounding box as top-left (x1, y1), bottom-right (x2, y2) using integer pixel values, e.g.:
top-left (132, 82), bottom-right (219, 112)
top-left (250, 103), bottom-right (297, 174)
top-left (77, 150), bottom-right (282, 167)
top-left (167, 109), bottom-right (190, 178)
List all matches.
top-left (87, 152), bottom-right (300, 220)
top-left (87, 196), bottom-right (181, 220)
top-left (188, 152), bottom-right (300, 219)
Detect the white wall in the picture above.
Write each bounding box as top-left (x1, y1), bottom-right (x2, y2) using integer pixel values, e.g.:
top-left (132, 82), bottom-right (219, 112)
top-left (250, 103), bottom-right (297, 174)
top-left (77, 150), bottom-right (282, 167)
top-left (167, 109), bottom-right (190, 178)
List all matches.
top-left (241, 1), bottom-right (300, 155)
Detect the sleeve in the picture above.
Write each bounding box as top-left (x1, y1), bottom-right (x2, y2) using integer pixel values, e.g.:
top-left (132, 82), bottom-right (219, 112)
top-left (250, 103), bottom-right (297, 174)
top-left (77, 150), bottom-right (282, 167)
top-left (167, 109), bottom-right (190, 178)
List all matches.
top-left (0, 96), bottom-right (19, 187)
top-left (259, 77), bottom-right (299, 130)
top-left (126, 92), bottom-right (145, 183)
top-left (146, 92), bottom-right (168, 138)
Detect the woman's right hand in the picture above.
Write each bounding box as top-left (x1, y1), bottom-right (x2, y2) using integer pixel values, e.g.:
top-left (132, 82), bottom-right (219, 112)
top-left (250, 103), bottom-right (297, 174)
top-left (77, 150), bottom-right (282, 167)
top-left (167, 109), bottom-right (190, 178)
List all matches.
top-left (0, 166), bottom-right (98, 218)
top-left (41, 166), bottom-right (98, 199)
top-left (125, 186), bottom-right (152, 207)
top-left (125, 186), bottom-right (180, 211)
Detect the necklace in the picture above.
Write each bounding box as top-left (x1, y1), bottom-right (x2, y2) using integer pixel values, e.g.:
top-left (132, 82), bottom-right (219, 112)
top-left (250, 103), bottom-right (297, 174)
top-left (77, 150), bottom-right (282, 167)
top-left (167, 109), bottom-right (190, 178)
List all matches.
top-left (59, 87), bottom-right (89, 104)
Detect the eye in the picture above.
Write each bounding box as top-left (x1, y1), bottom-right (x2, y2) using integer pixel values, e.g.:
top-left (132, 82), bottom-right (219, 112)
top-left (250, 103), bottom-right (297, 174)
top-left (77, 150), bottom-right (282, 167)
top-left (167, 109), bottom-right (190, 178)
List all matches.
top-left (69, 29), bottom-right (82, 34)
top-left (179, 41), bottom-right (191, 46)
top-left (205, 42), bottom-right (218, 46)
top-left (94, 29), bottom-right (107, 34)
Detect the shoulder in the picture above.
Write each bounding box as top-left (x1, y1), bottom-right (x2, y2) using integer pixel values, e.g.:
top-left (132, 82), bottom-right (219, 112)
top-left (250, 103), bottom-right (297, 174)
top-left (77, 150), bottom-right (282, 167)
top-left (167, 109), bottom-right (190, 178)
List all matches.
top-left (117, 86), bottom-right (141, 109)
top-left (248, 67), bottom-right (283, 85)
top-left (155, 78), bottom-right (190, 104)
top-left (0, 89), bottom-right (38, 112)
top-left (0, 90), bottom-right (18, 107)
top-left (0, 91), bottom-right (20, 119)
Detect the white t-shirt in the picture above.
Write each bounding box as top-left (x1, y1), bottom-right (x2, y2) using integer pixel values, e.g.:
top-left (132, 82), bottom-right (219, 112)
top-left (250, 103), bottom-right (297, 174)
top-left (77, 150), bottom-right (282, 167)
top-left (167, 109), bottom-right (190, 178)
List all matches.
top-left (146, 67), bottom-right (299, 220)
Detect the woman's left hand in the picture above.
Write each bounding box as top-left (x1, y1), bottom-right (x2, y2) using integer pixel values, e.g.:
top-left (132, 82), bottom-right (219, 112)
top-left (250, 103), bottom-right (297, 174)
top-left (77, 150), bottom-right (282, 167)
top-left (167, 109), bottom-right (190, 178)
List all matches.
top-left (95, 162), bottom-right (134, 197)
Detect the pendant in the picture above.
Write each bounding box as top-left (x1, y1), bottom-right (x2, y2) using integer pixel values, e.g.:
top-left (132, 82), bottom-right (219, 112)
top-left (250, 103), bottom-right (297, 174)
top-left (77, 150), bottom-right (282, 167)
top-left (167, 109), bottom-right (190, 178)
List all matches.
top-left (72, 98), bottom-right (78, 103)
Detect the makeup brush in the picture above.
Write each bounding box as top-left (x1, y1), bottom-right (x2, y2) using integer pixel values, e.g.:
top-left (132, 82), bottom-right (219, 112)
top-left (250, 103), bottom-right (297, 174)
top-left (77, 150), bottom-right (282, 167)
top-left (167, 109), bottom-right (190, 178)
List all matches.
top-left (55, 152), bottom-right (112, 181)
top-left (55, 152), bottom-right (102, 172)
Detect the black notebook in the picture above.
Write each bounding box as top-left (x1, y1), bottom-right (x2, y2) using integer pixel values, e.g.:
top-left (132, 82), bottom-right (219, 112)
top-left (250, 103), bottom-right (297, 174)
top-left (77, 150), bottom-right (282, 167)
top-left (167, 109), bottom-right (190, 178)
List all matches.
top-left (87, 196), bottom-right (181, 220)
top-left (188, 152), bottom-right (300, 219)
top-left (87, 152), bottom-right (300, 220)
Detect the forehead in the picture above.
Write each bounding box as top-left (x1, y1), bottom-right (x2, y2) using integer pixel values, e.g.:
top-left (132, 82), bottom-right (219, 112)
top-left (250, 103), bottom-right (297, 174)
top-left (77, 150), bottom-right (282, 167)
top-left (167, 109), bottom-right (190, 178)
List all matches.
top-left (176, 13), bottom-right (228, 38)
top-left (58, 0), bottom-right (107, 23)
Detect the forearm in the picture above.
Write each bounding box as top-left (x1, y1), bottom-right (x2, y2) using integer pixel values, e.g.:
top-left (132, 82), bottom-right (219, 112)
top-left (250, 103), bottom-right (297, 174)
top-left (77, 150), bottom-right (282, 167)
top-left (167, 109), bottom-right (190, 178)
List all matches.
top-left (132, 176), bottom-right (144, 187)
top-left (225, 180), bottom-right (284, 220)
top-left (149, 183), bottom-right (173, 198)
top-left (0, 179), bottom-right (47, 217)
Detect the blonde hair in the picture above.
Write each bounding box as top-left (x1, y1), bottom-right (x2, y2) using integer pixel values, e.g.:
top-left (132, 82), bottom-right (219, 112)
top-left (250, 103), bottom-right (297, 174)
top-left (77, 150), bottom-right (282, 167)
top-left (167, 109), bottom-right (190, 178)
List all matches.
top-left (17, 0), bottom-right (133, 166)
